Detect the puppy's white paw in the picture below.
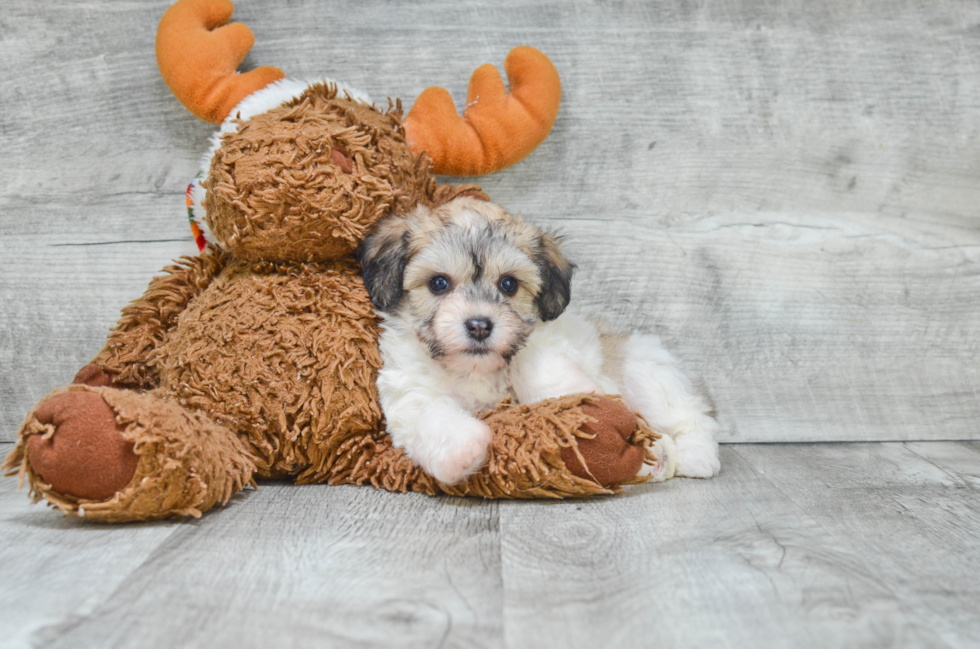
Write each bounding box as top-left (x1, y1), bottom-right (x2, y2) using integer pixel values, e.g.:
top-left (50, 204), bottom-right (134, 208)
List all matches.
top-left (428, 418), bottom-right (493, 485)
top-left (674, 430), bottom-right (721, 478)
top-left (637, 434), bottom-right (677, 482)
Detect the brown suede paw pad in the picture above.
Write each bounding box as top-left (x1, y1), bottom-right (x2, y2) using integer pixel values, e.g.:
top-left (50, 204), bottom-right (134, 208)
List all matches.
top-left (28, 391), bottom-right (139, 501)
top-left (561, 397), bottom-right (646, 487)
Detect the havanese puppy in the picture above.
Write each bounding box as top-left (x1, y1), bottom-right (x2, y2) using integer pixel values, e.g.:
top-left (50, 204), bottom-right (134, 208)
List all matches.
top-left (357, 196), bottom-right (720, 485)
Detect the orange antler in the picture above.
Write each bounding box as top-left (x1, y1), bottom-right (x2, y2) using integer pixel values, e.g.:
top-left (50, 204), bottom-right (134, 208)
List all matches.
top-left (403, 46), bottom-right (562, 177)
top-left (156, 0), bottom-right (285, 123)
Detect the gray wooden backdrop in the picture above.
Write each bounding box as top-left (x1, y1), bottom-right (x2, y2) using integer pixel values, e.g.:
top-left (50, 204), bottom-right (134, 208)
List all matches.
top-left (2, 0), bottom-right (979, 443)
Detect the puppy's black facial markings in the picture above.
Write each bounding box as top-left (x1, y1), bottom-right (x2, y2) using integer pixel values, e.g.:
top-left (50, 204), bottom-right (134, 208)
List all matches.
top-left (417, 315), bottom-right (446, 360)
top-left (501, 329), bottom-right (530, 363)
top-left (471, 250), bottom-right (483, 282)
top-left (422, 334), bottom-right (445, 360)
top-left (428, 343), bottom-right (445, 359)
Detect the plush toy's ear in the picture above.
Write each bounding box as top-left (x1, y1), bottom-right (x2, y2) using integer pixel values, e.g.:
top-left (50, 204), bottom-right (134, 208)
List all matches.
top-left (157, 0), bottom-right (286, 123)
top-left (357, 216), bottom-right (414, 312)
top-left (533, 233), bottom-right (575, 321)
top-left (403, 46), bottom-right (561, 177)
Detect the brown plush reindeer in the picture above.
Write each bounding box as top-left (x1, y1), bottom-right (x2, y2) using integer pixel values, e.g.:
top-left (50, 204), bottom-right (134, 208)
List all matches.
top-left (3, 0), bottom-right (652, 522)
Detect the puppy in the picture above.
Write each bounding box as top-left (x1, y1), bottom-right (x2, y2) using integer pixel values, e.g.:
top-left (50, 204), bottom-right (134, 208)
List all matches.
top-left (358, 197), bottom-right (720, 485)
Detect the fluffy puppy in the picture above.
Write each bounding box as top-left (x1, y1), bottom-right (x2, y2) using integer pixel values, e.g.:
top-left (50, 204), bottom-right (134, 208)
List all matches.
top-left (358, 197), bottom-right (720, 485)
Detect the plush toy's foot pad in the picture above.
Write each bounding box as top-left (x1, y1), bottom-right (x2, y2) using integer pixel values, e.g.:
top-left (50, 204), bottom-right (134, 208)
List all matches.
top-left (561, 397), bottom-right (646, 487)
top-left (27, 391), bottom-right (139, 501)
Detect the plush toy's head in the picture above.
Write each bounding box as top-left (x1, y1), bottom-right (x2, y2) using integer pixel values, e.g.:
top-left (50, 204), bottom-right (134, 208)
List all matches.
top-left (157, 0), bottom-right (562, 260)
top-left (203, 85), bottom-right (426, 262)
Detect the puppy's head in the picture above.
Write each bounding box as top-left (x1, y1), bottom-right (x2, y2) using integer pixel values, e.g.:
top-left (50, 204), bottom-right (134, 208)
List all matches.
top-left (358, 197), bottom-right (574, 374)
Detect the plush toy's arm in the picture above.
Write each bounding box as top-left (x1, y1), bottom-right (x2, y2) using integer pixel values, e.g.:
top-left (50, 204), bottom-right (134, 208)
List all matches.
top-left (89, 247), bottom-right (228, 390)
top-left (328, 394), bottom-right (650, 498)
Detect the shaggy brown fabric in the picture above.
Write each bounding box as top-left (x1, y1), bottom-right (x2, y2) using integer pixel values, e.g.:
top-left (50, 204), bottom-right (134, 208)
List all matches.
top-left (154, 257), bottom-right (384, 481)
top-left (93, 248), bottom-right (227, 389)
top-left (5, 385), bottom-right (255, 522)
top-left (204, 84), bottom-right (428, 263)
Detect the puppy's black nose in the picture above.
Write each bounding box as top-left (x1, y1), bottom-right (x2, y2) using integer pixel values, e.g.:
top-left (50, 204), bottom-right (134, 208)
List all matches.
top-left (465, 318), bottom-right (493, 341)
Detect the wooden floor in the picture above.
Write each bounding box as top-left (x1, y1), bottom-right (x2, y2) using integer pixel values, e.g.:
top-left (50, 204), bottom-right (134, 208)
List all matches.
top-left (2, 441), bottom-right (978, 649)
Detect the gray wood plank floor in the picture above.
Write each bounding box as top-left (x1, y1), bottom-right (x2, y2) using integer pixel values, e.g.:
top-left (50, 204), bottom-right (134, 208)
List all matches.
top-left (3, 441), bottom-right (978, 649)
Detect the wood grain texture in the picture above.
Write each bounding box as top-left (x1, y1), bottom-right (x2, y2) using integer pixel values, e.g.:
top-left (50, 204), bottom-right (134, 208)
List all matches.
top-left (4, 441), bottom-right (979, 648)
top-left (499, 443), bottom-right (980, 649)
top-left (0, 467), bottom-right (183, 648)
top-left (2, 0), bottom-right (979, 441)
top-left (0, 465), bottom-right (503, 649)
top-left (732, 442), bottom-right (980, 648)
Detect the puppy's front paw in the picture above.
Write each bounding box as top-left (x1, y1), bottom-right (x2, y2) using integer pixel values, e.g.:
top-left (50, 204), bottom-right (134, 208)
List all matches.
top-left (674, 430), bottom-right (721, 478)
top-left (637, 434), bottom-right (677, 482)
top-left (428, 419), bottom-right (493, 485)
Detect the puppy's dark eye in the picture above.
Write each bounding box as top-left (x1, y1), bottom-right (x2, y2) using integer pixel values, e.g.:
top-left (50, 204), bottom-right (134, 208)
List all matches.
top-left (498, 276), bottom-right (519, 296)
top-left (428, 275), bottom-right (452, 295)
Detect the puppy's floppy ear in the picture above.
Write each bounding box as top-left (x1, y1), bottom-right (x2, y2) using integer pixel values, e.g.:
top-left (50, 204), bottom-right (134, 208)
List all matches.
top-left (357, 215), bottom-right (412, 312)
top-left (533, 232), bottom-right (575, 321)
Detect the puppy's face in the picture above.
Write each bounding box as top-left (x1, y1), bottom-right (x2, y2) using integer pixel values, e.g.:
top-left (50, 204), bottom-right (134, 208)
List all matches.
top-left (358, 197), bottom-right (574, 374)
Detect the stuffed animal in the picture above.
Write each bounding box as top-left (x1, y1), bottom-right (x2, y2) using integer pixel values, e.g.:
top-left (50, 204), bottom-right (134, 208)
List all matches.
top-left (3, 0), bottom-right (655, 522)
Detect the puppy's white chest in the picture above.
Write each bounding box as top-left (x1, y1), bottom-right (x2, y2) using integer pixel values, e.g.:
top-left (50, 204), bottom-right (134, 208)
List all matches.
top-left (449, 371), bottom-right (514, 412)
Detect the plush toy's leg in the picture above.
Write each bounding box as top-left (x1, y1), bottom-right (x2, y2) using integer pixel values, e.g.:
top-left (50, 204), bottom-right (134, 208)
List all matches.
top-left (90, 248), bottom-right (228, 391)
top-left (3, 385), bottom-right (255, 522)
top-left (327, 394), bottom-right (651, 498)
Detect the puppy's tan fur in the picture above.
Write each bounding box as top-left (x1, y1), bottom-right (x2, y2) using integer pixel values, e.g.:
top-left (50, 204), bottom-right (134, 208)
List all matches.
top-left (360, 197), bottom-right (573, 374)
